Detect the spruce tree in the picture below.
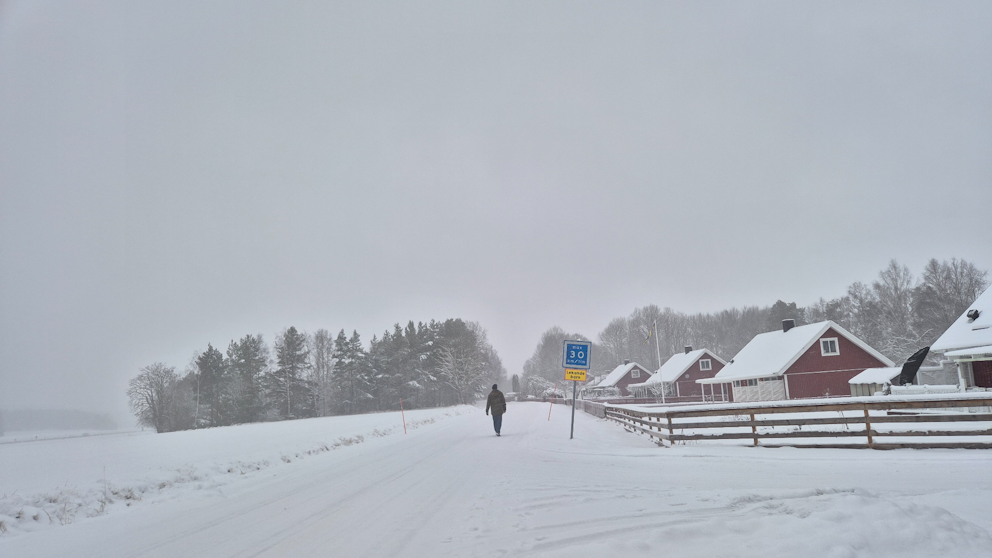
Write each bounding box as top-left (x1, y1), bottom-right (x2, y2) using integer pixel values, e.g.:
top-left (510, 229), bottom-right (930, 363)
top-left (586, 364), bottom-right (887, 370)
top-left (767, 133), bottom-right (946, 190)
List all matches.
top-left (227, 334), bottom-right (268, 424)
top-left (196, 344), bottom-right (231, 426)
top-left (267, 327), bottom-right (311, 419)
top-left (332, 330), bottom-right (369, 414)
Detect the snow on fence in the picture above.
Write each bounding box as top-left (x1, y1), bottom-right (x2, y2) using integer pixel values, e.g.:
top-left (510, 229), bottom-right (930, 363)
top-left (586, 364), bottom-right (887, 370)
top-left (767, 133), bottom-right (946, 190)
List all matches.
top-left (602, 393), bottom-right (992, 449)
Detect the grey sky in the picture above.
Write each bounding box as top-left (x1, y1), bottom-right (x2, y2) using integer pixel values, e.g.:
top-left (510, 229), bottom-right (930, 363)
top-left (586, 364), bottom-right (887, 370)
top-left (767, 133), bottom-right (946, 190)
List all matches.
top-left (1, 1), bottom-right (990, 423)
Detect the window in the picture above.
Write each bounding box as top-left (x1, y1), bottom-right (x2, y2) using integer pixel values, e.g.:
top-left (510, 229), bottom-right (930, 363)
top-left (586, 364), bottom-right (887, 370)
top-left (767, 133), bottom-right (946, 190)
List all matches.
top-left (631, 369), bottom-right (640, 379)
top-left (820, 337), bottom-right (839, 356)
top-left (699, 359), bottom-right (712, 371)
top-left (747, 379), bottom-right (757, 387)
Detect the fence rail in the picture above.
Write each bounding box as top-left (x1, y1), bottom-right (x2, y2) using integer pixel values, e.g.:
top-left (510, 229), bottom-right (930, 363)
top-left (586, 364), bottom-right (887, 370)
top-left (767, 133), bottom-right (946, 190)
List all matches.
top-left (603, 395), bottom-right (992, 449)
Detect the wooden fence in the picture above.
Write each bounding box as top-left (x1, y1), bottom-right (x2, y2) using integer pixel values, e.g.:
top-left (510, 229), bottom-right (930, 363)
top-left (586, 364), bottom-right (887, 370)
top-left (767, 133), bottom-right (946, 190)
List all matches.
top-left (602, 395), bottom-right (992, 449)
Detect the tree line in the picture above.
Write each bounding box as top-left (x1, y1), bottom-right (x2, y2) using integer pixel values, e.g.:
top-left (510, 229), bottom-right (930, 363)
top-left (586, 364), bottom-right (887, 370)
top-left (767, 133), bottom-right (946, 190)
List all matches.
top-left (128, 319), bottom-right (506, 433)
top-left (521, 257), bottom-right (988, 390)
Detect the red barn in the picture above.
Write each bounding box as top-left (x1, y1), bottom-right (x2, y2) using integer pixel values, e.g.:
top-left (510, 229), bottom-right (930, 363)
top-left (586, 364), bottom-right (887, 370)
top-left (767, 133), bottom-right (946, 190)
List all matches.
top-left (699, 320), bottom-right (894, 402)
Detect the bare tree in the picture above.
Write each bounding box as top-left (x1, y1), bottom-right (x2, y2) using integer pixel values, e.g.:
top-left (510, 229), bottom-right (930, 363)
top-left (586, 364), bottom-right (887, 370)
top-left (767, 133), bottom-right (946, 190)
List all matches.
top-left (436, 346), bottom-right (486, 404)
top-left (913, 258), bottom-right (990, 345)
top-left (598, 317), bottom-right (630, 367)
top-left (467, 321), bottom-right (507, 389)
top-left (127, 363), bottom-right (180, 433)
top-left (308, 329), bottom-right (336, 416)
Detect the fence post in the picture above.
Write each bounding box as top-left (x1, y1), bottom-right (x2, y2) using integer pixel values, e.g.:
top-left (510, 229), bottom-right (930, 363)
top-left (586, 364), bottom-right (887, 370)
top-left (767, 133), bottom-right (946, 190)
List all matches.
top-left (864, 406), bottom-right (872, 448)
top-left (751, 413), bottom-right (758, 446)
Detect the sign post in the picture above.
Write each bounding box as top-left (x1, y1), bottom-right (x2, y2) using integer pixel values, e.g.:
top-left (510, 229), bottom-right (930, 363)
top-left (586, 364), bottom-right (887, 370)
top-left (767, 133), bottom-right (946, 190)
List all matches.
top-left (562, 340), bottom-right (592, 440)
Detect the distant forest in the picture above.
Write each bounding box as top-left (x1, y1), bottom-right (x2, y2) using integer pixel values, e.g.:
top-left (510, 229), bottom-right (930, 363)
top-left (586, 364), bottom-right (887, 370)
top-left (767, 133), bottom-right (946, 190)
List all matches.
top-left (520, 258), bottom-right (988, 395)
top-left (128, 319), bottom-right (505, 433)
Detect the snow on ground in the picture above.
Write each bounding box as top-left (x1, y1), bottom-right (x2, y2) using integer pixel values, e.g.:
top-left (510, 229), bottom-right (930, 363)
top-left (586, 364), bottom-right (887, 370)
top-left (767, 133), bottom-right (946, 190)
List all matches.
top-left (1, 402), bottom-right (990, 557)
top-left (0, 429), bottom-right (136, 445)
top-left (0, 406), bottom-right (468, 536)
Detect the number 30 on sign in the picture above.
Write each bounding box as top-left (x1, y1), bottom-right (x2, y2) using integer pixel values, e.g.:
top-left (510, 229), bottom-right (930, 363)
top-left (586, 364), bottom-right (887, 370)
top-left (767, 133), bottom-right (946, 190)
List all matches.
top-left (562, 340), bottom-right (592, 369)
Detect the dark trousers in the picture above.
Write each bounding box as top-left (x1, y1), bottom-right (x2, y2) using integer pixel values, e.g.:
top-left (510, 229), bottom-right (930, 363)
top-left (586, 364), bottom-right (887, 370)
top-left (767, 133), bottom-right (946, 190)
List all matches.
top-left (492, 413), bottom-right (502, 434)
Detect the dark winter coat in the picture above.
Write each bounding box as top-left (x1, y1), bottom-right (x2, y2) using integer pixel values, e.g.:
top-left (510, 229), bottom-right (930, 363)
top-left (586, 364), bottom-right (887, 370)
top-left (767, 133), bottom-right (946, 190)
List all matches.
top-left (486, 390), bottom-right (506, 416)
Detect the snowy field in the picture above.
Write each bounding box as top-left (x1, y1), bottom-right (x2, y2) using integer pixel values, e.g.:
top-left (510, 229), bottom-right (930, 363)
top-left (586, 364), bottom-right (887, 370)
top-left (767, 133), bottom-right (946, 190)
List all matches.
top-left (1, 402), bottom-right (990, 557)
top-left (0, 429), bottom-right (136, 445)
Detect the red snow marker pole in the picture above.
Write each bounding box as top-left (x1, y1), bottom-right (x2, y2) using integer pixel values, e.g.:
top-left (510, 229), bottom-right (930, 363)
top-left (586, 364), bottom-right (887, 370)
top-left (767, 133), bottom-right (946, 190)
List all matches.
top-left (400, 398), bottom-right (407, 434)
top-left (548, 382), bottom-right (558, 421)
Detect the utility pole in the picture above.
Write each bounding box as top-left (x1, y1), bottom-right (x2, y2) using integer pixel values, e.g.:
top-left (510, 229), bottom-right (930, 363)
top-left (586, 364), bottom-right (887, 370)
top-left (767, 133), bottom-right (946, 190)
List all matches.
top-left (654, 320), bottom-right (665, 405)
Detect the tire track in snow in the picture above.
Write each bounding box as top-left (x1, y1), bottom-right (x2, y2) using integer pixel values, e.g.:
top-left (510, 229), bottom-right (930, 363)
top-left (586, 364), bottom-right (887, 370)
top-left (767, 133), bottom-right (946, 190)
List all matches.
top-left (123, 413), bottom-right (470, 558)
top-left (240, 417), bottom-right (480, 557)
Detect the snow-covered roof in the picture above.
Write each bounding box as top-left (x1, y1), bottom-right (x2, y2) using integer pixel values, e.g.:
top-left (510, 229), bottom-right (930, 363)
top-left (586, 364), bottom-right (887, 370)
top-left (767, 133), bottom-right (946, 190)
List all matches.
top-left (697, 320), bottom-right (894, 384)
top-left (848, 367), bottom-right (902, 384)
top-left (629, 349), bottom-right (726, 388)
top-left (931, 285), bottom-right (992, 355)
top-left (944, 344), bottom-right (992, 357)
top-left (596, 362), bottom-right (647, 387)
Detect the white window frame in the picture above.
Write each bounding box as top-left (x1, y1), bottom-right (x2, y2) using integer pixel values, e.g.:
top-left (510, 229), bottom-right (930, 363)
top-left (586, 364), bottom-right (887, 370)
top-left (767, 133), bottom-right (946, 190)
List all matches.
top-left (820, 337), bottom-right (839, 356)
top-left (699, 359), bottom-right (712, 371)
top-left (631, 369), bottom-right (640, 379)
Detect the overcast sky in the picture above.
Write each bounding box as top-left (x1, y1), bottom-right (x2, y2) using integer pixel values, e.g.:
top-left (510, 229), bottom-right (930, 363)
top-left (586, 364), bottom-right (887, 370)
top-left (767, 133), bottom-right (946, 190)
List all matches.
top-left (1, 1), bottom-right (990, 423)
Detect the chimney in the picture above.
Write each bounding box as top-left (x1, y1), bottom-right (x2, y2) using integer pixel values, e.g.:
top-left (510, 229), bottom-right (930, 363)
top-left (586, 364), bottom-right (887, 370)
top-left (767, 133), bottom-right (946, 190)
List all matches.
top-left (782, 319), bottom-right (796, 333)
top-left (623, 359), bottom-right (630, 365)
top-left (684, 346), bottom-right (692, 354)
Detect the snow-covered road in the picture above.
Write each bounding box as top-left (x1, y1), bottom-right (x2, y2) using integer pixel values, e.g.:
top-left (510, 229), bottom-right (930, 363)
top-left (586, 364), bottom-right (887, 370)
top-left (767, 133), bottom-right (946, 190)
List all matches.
top-left (2, 401), bottom-right (991, 557)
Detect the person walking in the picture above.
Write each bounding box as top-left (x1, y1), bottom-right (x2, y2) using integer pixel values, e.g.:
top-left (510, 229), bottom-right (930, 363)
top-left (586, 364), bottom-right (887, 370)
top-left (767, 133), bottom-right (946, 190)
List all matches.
top-left (485, 384), bottom-right (506, 436)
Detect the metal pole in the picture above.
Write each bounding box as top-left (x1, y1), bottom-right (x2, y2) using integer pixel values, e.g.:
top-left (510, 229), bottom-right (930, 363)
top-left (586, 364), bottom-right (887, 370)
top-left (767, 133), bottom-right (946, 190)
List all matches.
top-left (654, 320), bottom-right (666, 405)
top-left (570, 380), bottom-right (577, 439)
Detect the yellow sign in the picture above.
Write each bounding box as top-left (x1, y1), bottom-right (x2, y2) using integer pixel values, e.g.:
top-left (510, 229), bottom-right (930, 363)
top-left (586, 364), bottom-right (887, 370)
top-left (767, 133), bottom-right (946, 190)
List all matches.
top-left (564, 369), bottom-right (587, 382)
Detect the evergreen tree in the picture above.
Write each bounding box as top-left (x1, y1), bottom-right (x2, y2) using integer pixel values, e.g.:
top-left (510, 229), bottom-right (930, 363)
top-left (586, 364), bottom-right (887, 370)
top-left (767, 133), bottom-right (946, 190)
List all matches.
top-left (266, 327), bottom-right (311, 419)
top-left (332, 330), bottom-right (370, 414)
top-left (386, 323), bottom-right (413, 407)
top-left (227, 334), bottom-right (269, 424)
top-left (196, 344), bottom-right (232, 427)
top-left (766, 300), bottom-right (804, 331)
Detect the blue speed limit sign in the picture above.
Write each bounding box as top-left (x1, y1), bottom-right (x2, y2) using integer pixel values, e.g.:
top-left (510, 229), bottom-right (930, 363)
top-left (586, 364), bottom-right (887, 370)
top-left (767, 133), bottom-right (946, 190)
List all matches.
top-left (562, 340), bottom-right (591, 369)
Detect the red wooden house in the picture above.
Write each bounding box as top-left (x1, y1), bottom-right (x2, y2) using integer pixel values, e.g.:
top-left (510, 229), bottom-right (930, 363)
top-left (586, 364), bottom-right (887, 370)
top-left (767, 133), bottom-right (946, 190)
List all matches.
top-left (590, 361), bottom-right (653, 397)
top-left (628, 347), bottom-right (728, 401)
top-left (698, 320), bottom-right (894, 402)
